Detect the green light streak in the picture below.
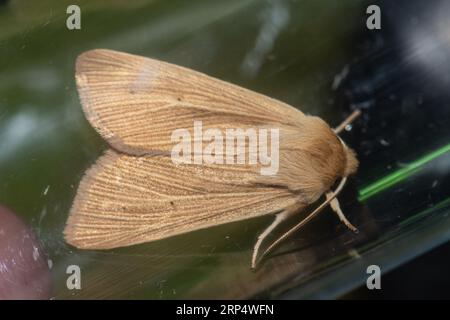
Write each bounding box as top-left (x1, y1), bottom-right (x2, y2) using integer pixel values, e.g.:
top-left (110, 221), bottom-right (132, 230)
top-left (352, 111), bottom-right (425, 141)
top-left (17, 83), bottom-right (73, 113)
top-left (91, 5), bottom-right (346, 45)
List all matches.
top-left (358, 143), bottom-right (450, 202)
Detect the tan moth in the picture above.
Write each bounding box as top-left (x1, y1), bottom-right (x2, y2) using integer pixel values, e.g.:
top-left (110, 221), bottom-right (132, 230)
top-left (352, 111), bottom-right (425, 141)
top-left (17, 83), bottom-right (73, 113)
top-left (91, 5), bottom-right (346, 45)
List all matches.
top-left (64, 49), bottom-right (360, 269)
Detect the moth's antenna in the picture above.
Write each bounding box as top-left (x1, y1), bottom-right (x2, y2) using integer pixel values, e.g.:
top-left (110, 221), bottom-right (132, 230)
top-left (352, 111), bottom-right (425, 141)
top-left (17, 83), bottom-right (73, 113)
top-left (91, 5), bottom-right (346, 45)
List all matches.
top-left (334, 110), bottom-right (361, 134)
top-left (253, 176), bottom-right (348, 268)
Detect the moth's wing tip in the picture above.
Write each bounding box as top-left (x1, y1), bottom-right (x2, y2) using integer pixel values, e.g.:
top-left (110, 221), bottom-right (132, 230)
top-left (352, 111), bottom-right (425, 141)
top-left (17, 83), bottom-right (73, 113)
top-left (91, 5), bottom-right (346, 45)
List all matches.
top-left (75, 49), bottom-right (124, 83)
top-left (74, 50), bottom-right (120, 150)
top-left (64, 192), bottom-right (89, 248)
top-left (75, 49), bottom-right (98, 75)
top-left (63, 150), bottom-right (120, 250)
top-left (63, 222), bottom-right (109, 250)
top-left (63, 178), bottom-right (95, 249)
top-left (74, 49), bottom-right (156, 155)
top-left (76, 48), bottom-right (114, 67)
top-left (74, 50), bottom-right (99, 115)
top-left (63, 221), bottom-right (81, 248)
top-left (63, 216), bottom-right (89, 249)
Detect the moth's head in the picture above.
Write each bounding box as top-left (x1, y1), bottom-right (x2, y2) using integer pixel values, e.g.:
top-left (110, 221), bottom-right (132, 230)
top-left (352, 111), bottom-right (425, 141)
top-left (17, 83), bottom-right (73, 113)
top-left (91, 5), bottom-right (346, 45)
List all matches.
top-left (340, 140), bottom-right (358, 177)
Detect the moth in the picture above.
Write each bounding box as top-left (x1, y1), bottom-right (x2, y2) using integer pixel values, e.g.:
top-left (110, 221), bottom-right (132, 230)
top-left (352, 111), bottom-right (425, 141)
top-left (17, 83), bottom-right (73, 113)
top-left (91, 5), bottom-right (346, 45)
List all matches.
top-left (64, 49), bottom-right (360, 269)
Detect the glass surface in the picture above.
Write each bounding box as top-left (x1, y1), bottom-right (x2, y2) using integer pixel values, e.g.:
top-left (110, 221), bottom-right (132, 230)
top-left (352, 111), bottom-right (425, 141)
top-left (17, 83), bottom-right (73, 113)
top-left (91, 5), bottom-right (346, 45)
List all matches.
top-left (0, 0), bottom-right (449, 299)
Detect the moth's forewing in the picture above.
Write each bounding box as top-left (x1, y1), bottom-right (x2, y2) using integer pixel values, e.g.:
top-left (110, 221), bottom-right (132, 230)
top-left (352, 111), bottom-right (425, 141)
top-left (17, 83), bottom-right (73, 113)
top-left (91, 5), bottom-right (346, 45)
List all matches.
top-left (64, 150), bottom-right (298, 249)
top-left (75, 49), bottom-right (306, 155)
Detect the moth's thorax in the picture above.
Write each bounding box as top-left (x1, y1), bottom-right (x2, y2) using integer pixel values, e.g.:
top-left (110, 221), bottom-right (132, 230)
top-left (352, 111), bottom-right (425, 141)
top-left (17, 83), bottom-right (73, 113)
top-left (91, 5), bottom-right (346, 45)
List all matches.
top-left (256, 115), bottom-right (358, 203)
top-left (298, 116), bottom-right (349, 186)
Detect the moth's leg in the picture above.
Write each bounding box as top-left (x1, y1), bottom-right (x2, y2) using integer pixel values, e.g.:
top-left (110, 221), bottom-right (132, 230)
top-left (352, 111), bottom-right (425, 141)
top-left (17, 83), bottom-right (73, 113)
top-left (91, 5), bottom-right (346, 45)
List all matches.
top-left (251, 209), bottom-right (292, 270)
top-left (325, 192), bottom-right (358, 232)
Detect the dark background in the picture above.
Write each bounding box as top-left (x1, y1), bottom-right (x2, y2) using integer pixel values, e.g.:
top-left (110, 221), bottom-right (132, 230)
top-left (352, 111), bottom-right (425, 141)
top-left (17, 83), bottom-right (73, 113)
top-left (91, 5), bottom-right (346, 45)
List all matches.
top-left (344, 241), bottom-right (450, 299)
top-left (341, 0), bottom-right (450, 299)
